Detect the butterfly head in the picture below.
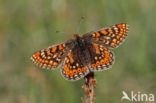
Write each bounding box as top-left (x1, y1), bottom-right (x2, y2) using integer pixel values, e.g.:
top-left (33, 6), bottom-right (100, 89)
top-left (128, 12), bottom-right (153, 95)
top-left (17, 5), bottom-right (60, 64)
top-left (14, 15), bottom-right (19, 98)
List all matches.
top-left (74, 33), bottom-right (83, 41)
top-left (74, 33), bottom-right (80, 38)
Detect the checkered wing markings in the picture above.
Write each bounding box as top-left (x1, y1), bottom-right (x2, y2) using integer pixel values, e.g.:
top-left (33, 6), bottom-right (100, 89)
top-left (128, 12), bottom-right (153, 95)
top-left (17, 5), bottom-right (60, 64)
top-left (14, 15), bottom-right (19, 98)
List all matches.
top-left (84, 23), bottom-right (129, 48)
top-left (61, 50), bottom-right (90, 81)
top-left (89, 43), bottom-right (114, 71)
top-left (31, 42), bottom-right (71, 69)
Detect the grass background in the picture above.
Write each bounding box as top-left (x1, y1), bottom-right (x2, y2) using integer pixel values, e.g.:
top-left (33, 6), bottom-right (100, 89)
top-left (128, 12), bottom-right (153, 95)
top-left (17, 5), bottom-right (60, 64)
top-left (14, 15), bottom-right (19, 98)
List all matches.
top-left (0, 0), bottom-right (156, 103)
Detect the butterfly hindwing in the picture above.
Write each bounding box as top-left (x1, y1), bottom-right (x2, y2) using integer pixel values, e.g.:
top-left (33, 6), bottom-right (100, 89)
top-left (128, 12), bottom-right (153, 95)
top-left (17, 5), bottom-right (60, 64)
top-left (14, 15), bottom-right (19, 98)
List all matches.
top-left (89, 43), bottom-right (114, 71)
top-left (61, 50), bottom-right (90, 80)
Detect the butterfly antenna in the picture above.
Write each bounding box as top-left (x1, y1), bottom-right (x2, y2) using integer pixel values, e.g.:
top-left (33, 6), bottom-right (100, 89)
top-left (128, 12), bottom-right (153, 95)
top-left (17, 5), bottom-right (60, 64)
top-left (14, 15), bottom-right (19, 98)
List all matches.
top-left (76, 16), bottom-right (85, 33)
top-left (55, 30), bottom-right (69, 35)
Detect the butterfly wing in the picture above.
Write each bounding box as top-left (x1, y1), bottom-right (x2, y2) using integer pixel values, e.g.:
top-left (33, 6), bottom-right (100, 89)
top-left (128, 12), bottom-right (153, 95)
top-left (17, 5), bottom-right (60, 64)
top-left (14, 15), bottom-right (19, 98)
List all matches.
top-left (88, 43), bottom-right (114, 71)
top-left (31, 40), bottom-right (73, 69)
top-left (83, 23), bottom-right (129, 48)
top-left (61, 49), bottom-right (90, 81)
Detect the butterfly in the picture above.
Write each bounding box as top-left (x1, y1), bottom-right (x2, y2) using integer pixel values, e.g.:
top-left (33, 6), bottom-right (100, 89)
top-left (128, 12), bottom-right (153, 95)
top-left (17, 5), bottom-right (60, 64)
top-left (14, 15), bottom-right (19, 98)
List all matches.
top-left (30, 23), bottom-right (129, 81)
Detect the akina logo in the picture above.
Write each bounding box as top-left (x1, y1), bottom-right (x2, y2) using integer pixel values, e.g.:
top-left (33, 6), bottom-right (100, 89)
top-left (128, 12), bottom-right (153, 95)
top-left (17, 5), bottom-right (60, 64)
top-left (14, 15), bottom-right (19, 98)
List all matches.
top-left (121, 91), bottom-right (154, 102)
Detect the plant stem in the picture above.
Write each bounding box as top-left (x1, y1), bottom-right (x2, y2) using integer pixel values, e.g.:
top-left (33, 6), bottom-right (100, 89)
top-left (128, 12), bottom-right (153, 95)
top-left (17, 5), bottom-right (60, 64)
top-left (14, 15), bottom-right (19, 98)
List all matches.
top-left (82, 72), bottom-right (97, 103)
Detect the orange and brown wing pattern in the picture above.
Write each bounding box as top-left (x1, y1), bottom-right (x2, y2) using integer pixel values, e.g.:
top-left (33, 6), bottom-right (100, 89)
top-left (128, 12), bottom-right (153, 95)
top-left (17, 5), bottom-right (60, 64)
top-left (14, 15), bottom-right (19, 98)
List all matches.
top-left (89, 43), bottom-right (114, 71)
top-left (61, 51), bottom-right (90, 80)
top-left (84, 23), bottom-right (128, 48)
top-left (31, 42), bottom-right (72, 69)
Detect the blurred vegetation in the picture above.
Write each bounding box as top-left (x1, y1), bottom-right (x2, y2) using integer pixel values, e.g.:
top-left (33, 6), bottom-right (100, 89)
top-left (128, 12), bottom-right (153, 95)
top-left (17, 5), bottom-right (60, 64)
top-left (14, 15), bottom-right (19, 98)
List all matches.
top-left (0, 0), bottom-right (156, 103)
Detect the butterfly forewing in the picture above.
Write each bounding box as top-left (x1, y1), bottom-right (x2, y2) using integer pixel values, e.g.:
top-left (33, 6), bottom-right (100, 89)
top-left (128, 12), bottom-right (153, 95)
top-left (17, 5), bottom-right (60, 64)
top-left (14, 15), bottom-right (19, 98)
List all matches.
top-left (84, 23), bottom-right (128, 48)
top-left (31, 41), bottom-right (73, 69)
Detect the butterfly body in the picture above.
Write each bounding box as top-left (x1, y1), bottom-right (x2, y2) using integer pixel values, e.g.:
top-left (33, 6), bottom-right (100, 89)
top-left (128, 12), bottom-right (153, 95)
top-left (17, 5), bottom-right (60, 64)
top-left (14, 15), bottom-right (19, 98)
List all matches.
top-left (31, 23), bottom-right (128, 81)
top-left (73, 34), bottom-right (92, 67)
